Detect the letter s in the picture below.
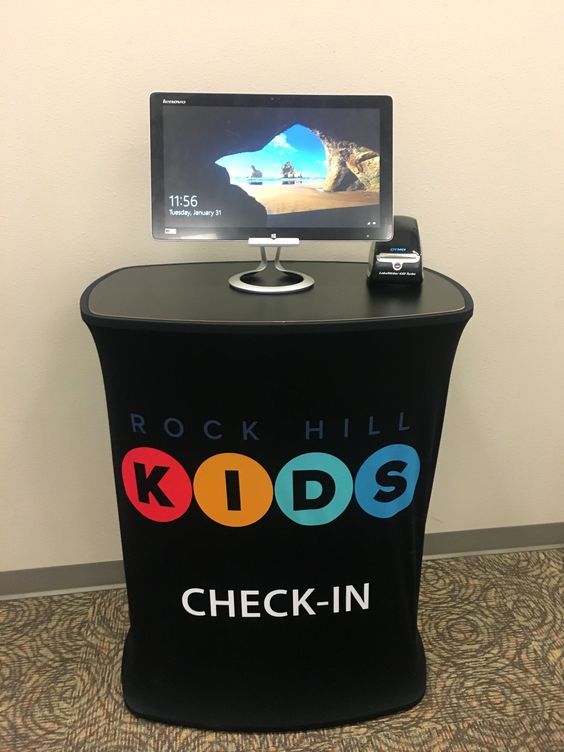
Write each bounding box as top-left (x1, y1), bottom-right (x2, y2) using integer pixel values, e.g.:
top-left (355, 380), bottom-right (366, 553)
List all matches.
top-left (354, 444), bottom-right (420, 518)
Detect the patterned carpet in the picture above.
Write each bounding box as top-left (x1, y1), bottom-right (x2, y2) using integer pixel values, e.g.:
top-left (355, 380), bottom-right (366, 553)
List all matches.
top-left (1, 549), bottom-right (562, 752)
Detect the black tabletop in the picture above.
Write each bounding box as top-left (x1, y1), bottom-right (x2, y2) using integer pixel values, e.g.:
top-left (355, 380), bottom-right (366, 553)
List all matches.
top-left (81, 261), bottom-right (473, 333)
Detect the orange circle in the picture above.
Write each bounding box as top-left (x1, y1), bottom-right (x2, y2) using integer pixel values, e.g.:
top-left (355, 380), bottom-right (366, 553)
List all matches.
top-left (193, 453), bottom-right (273, 527)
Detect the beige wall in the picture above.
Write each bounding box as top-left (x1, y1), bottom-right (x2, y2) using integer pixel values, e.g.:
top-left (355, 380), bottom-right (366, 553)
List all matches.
top-left (2, 1), bottom-right (563, 571)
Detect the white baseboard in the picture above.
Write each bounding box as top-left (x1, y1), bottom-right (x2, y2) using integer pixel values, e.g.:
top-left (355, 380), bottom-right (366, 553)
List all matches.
top-left (1, 523), bottom-right (562, 598)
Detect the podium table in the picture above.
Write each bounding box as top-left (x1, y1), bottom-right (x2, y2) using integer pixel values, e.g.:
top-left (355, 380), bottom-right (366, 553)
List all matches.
top-left (81, 261), bottom-right (473, 731)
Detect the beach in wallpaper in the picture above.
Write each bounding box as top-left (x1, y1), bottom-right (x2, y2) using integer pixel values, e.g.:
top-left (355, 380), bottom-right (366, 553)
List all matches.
top-left (216, 124), bottom-right (379, 216)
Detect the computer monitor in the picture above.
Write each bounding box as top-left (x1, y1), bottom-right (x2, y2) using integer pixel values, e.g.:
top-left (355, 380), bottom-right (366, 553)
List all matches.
top-left (150, 92), bottom-right (393, 291)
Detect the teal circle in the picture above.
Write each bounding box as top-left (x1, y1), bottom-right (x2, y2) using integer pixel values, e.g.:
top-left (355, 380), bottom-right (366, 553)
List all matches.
top-left (275, 452), bottom-right (353, 526)
top-left (354, 444), bottom-right (420, 518)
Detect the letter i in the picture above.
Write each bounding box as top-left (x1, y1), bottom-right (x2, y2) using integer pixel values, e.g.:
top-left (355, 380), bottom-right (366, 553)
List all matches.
top-left (332, 585), bottom-right (340, 613)
top-left (224, 470), bottom-right (242, 511)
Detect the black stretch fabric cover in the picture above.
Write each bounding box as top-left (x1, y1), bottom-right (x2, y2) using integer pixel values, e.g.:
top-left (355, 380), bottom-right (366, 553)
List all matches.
top-left (81, 261), bottom-right (473, 731)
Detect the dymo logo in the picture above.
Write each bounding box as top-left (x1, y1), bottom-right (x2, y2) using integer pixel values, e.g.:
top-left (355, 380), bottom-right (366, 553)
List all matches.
top-left (121, 446), bottom-right (420, 526)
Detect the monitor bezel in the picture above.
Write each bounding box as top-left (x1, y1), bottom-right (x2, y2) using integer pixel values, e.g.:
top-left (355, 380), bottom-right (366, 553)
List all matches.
top-left (150, 92), bottom-right (393, 242)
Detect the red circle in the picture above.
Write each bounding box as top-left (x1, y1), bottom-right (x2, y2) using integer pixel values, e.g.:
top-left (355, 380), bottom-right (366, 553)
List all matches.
top-left (121, 447), bottom-right (192, 522)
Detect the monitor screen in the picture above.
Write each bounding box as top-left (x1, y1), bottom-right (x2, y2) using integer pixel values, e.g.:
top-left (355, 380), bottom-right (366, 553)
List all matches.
top-left (150, 93), bottom-right (393, 241)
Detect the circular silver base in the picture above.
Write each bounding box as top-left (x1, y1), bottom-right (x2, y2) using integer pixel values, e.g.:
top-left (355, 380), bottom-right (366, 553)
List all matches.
top-left (229, 269), bottom-right (314, 294)
top-left (229, 245), bottom-right (314, 294)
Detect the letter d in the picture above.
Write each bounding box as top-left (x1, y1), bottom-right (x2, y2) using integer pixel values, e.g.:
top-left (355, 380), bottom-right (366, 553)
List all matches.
top-left (275, 452), bottom-right (353, 525)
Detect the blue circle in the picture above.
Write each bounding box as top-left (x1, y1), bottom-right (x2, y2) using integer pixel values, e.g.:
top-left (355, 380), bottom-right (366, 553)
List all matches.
top-left (354, 444), bottom-right (420, 519)
top-left (275, 452), bottom-right (353, 526)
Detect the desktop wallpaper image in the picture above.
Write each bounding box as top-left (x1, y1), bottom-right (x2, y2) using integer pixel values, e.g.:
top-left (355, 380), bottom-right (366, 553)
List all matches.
top-left (162, 105), bottom-right (382, 231)
top-left (216, 124), bottom-right (379, 218)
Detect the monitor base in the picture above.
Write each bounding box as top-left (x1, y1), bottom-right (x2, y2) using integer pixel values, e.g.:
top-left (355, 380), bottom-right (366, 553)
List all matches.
top-left (229, 241), bottom-right (314, 294)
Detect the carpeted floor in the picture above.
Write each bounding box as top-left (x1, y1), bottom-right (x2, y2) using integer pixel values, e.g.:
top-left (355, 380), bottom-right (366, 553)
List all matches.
top-left (1, 549), bottom-right (562, 752)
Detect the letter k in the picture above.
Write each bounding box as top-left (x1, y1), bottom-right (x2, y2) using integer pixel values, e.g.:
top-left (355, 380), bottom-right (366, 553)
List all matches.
top-left (292, 588), bottom-right (316, 616)
top-left (133, 462), bottom-right (174, 506)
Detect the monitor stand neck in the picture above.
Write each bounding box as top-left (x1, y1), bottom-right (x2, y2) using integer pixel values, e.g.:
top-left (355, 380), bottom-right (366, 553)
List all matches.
top-left (228, 238), bottom-right (314, 294)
